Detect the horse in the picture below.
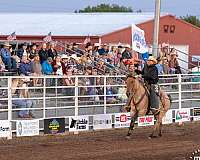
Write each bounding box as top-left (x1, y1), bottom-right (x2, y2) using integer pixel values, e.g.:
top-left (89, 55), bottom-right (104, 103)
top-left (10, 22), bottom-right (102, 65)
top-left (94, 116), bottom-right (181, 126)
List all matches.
top-left (125, 75), bottom-right (171, 138)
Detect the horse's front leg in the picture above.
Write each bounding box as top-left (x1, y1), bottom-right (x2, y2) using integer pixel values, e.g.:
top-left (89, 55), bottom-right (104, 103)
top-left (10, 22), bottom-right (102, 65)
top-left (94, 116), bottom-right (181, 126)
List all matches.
top-left (126, 111), bottom-right (137, 138)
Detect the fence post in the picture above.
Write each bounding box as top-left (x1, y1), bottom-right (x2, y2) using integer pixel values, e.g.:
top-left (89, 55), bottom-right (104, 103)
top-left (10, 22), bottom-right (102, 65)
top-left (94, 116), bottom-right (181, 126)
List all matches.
top-left (74, 76), bottom-right (79, 134)
top-left (7, 77), bottom-right (12, 139)
top-left (43, 77), bottom-right (46, 119)
top-left (104, 76), bottom-right (107, 114)
top-left (178, 74), bottom-right (182, 110)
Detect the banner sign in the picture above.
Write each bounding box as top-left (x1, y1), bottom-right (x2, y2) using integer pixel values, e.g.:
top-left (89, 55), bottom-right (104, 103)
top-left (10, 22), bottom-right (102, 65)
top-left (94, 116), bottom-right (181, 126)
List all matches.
top-left (17, 120), bottom-right (39, 137)
top-left (162, 110), bottom-right (173, 124)
top-left (114, 113), bottom-right (131, 128)
top-left (193, 116), bottom-right (200, 121)
top-left (69, 116), bottom-right (89, 132)
top-left (44, 118), bottom-right (65, 134)
top-left (0, 120), bottom-right (10, 138)
top-left (194, 108), bottom-right (200, 116)
top-left (93, 114), bottom-right (112, 130)
top-left (132, 24), bottom-right (148, 53)
top-left (175, 109), bottom-right (190, 122)
top-left (138, 116), bottom-right (154, 127)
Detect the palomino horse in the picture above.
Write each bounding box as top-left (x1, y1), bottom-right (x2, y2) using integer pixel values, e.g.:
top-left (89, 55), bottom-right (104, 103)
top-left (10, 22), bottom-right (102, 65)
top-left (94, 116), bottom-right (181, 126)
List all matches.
top-left (125, 75), bottom-right (171, 138)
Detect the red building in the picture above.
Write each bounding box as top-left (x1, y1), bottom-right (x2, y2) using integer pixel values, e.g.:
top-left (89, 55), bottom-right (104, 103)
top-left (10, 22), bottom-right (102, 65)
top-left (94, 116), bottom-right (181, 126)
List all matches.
top-left (101, 15), bottom-right (200, 69)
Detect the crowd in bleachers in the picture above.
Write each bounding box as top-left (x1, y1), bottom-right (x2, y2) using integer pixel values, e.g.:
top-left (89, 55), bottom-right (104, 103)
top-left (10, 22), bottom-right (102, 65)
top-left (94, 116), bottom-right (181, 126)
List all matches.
top-left (0, 41), bottom-right (182, 78)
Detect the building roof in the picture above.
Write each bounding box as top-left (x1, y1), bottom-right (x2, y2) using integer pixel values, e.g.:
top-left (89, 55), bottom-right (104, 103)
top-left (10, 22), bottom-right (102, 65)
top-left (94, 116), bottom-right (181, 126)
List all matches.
top-left (0, 13), bottom-right (156, 36)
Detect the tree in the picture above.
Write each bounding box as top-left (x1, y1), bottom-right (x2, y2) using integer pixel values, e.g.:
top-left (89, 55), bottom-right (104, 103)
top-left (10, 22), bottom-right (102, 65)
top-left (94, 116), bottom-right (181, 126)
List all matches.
top-left (180, 15), bottom-right (200, 28)
top-left (77, 3), bottom-right (133, 13)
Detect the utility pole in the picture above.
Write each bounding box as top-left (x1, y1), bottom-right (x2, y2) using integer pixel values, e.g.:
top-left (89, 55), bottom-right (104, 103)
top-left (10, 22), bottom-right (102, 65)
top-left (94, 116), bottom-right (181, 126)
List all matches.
top-left (152, 0), bottom-right (161, 58)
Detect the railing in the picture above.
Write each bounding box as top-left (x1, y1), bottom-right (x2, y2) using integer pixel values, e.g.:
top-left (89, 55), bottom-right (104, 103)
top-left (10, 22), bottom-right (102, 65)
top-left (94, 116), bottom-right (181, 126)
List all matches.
top-left (0, 74), bottom-right (200, 139)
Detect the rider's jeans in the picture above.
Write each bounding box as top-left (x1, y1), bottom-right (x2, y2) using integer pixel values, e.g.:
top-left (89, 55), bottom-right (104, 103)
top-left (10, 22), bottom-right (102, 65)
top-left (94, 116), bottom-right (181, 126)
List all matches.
top-left (150, 84), bottom-right (159, 109)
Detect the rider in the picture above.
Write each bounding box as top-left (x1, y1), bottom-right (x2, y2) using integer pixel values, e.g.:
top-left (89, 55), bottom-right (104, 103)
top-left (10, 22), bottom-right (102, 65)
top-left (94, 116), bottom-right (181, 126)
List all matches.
top-left (142, 56), bottom-right (159, 111)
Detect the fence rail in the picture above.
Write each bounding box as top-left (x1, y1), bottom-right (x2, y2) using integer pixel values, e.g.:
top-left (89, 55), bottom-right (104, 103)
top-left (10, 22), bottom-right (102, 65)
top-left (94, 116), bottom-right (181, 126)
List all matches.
top-left (0, 74), bottom-right (200, 139)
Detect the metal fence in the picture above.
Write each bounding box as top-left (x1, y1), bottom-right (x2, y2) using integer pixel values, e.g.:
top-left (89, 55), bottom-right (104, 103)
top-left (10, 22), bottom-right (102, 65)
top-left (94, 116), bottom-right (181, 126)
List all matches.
top-left (0, 74), bottom-right (200, 139)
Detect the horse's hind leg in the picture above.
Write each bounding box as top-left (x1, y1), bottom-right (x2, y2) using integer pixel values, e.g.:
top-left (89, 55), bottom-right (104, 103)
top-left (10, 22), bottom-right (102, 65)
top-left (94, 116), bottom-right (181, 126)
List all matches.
top-left (126, 111), bottom-right (137, 138)
top-left (149, 113), bottom-right (160, 138)
top-left (150, 111), bottom-right (165, 138)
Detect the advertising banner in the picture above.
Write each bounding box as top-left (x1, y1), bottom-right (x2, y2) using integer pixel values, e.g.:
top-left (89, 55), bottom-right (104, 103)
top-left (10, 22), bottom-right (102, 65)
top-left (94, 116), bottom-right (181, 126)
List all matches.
top-left (69, 116), bottom-right (89, 132)
top-left (175, 109), bottom-right (190, 122)
top-left (138, 116), bottom-right (154, 127)
top-left (93, 114), bottom-right (112, 130)
top-left (132, 24), bottom-right (148, 53)
top-left (193, 116), bottom-right (200, 121)
top-left (162, 110), bottom-right (173, 124)
top-left (44, 118), bottom-right (65, 134)
top-left (17, 120), bottom-right (39, 137)
top-left (194, 108), bottom-right (200, 116)
top-left (0, 120), bottom-right (10, 138)
top-left (114, 113), bottom-right (131, 128)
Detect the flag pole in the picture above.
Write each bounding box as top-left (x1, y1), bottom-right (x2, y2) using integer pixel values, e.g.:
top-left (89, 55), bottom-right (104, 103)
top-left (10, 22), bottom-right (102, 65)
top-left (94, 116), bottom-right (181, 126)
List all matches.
top-left (152, 0), bottom-right (161, 58)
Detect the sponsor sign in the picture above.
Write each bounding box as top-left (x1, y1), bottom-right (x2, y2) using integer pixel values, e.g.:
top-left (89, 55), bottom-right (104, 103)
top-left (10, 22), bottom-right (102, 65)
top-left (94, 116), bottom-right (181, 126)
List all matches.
top-left (194, 108), bottom-right (200, 116)
top-left (69, 116), bottom-right (89, 132)
top-left (93, 114), bottom-right (112, 130)
top-left (114, 113), bottom-right (131, 128)
top-left (0, 120), bottom-right (10, 138)
top-left (44, 118), bottom-right (65, 134)
top-left (175, 109), bottom-right (190, 122)
top-left (132, 24), bottom-right (148, 53)
top-left (162, 110), bottom-right (173, 124)
top-left (17, 120), bottom-right (39, 137)
top-left (138, 116), bottom-right (154, 127)
top-left (193, 116), bottom-right (200, 121)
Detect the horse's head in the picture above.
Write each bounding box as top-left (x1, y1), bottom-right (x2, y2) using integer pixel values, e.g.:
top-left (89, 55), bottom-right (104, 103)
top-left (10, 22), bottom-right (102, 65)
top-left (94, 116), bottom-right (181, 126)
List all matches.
top-left (126, 75), bottom-right (137, 97)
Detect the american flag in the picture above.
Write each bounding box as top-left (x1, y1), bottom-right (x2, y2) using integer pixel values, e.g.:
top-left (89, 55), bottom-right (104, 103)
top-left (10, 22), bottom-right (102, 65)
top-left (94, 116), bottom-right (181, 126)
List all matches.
top-left (7, 32), bottom-right (16, 41)
top-left (43, 32), bottom-right (52, 42)
top-left (83, 35), bottom-right (91, 45)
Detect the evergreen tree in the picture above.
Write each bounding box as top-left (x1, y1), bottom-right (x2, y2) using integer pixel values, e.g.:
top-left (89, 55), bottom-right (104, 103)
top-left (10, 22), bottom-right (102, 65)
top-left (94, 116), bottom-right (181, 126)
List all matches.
top-left (181, 15), bottom-right (200, 28)
top-left (78, 3), bottom-right (133, 13)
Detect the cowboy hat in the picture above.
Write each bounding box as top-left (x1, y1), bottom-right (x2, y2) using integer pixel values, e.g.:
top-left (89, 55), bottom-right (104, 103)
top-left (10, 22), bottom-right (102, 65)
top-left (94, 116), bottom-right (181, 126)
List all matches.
top-left (148, 56), bottom-right (157, 63)
top-left (61, 54), bottom-right (69, 59)
top-left (124, 44), bottom-right (131, 48)
top-left (4, 42), bottom-right (11, 47)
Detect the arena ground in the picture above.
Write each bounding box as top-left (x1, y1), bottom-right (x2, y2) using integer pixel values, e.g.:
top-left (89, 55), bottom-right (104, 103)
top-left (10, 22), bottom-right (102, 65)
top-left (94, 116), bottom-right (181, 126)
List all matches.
top-left (0, 122), bottom-right (199, 160)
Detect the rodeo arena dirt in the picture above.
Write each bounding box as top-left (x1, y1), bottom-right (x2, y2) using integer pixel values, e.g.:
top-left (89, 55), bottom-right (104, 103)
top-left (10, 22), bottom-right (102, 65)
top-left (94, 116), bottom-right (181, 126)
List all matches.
top-left (0, 13), bottom-right (200, 160)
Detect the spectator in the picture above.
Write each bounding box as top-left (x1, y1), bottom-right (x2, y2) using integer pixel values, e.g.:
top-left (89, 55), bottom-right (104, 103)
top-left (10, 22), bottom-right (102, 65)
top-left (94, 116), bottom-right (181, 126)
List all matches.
top-left (17, 42), bottom-right (28, 59)
top-left (61, 54), bottom-right (70, 74)
top-left (19, 55), bottom-right (32, 76)
top-left (31, 54), bottom-right (42, 86)
top-left (12, 79), bottom-right (35, 118)
top-left (29, 43), bottom-right (38, 60)
top-left (62, 67), bottom-right (75, 96)
top-left (0, 42), bottom-right (17, 71)
top-left (72, 43), bottom-right (83, 57)
top-left (48, 42), bottom-right (57, 60)
top-left (38, 43), bottom-right (48, 64)
top-left (0, 56), bottom-right (6, 72)
top-left (168, 52), bottom-right (181, 74)
top-left (156, 57), bottom-right (164, 75)
top-left (52, 55), bottom-right (63, 75)
top-left (122, 44), bottom-right (132, 61)
top-left (162, 57), bottom-right (169, 74)
top-left (42, 57), bottom-right (53, 75)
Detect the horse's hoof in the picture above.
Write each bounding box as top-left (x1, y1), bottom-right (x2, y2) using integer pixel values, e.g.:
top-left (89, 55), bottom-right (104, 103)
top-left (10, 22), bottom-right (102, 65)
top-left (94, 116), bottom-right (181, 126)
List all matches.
top-left (126, 136), bottom-right (131, 139)
top-left (148, 135), bottom-right (158, 139)
top-left (158, 134), bottom-right (162, 137)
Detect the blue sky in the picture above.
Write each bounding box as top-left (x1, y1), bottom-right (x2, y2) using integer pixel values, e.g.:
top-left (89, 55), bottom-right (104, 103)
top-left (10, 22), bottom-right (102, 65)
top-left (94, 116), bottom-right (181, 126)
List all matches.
top-left (0, 0), bottom-right (200, 17)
